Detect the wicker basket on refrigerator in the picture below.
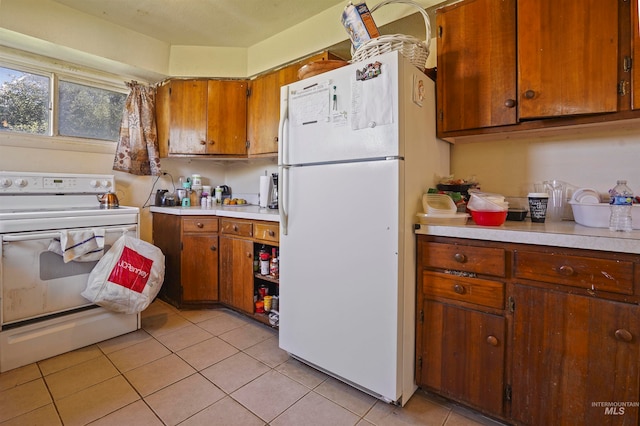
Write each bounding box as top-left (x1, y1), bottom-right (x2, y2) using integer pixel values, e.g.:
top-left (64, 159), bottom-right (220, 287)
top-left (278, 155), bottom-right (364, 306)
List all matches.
top-left (350, 0), bottom-right (431, 71)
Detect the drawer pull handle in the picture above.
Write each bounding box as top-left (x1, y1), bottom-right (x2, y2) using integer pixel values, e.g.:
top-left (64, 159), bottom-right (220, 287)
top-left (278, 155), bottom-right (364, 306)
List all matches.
top-left (615, 329), bottom-right (633, 342)
top-left (453, 253), bottom-right (467, 263)
top-left (210, 245), bottom-right (216, 251)
top-left (453, 284), bottom-right (466, 294)
top-left (268, 230), bottom-right (275, 237)
top-left (196, 222), bottom-right (204, 228)
top-left (486, 335), bottom-right (499, 346)
top-left (233, 225), bottom-right (238, 231)
top-left (557, 265), bottom-right (574, 276)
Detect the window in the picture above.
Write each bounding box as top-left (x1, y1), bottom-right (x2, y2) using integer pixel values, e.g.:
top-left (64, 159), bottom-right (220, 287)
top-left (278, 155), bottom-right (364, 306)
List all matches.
top-left (0, 67), bottom-right (50, 135)
top-left (58, 80), bottom-right (125, 141)
top-left (0, 65), bottom-right (127, 142)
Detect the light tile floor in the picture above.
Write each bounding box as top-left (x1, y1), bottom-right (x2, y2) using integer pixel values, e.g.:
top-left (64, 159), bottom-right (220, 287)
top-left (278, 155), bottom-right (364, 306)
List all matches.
top-left (0, 300), bottom-right (508, 425)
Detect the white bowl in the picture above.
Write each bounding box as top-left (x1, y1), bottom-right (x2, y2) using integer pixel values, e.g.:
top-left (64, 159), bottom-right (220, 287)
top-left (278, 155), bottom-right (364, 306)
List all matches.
top-left (570, 201), bottom-right (640, 229)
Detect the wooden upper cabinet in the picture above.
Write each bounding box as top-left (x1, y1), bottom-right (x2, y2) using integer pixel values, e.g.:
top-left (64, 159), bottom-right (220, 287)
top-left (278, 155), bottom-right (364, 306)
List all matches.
top-left (206, 80), bottom-right (247, 155)
top-left (247, 71), bottom-right (281, 156)
top-left (436, 0), bottom-right (517, 133)
top-left (517, 0), bottom-right (619, 119)
top-left (158, 79), bottom-right (248, 157)
top-left (247, 51), bottom-right (340, 156)
top-left (633, 0), bottom-right (640, 110)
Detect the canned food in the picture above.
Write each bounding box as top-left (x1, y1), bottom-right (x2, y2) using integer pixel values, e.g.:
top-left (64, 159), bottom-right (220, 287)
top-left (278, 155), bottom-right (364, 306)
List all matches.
top-left (263, 296), bottom-right (273, 312)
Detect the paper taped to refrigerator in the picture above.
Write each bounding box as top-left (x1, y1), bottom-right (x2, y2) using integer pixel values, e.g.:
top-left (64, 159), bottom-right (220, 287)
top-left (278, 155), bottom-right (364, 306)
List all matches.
top-left (351, 68), bottom-right (393, 130)
top-left (290, 81), bottom-right (331, 126)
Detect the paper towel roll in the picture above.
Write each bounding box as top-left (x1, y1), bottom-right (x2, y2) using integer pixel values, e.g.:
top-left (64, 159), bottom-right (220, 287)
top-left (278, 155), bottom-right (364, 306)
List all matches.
top-left (259, 175), bottom-right (270, 208)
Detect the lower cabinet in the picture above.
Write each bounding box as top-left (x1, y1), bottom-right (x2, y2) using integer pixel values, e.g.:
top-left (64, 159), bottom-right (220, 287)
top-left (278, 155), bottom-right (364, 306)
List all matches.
top-left (153, 213), bottom-right (279, 324)
top-left (417, 235), bottom-right (640, 425)
top-left (511, 283), bottom-right (640, 426)
top-left (153, 214), bottom-right (219, 307)
top-left (419, 299), bottom-right (505, 414)
top-left (219, 219), bottom-right (255, 313)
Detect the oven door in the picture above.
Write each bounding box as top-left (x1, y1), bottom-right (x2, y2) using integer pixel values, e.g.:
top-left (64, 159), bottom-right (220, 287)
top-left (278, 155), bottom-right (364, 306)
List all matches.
top-left (1, 224), bottom-right (137, 326)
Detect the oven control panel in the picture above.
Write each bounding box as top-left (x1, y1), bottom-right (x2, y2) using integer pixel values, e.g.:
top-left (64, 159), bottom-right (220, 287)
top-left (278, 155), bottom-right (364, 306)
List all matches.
top-left (0, 172), bottom-right (115, 194)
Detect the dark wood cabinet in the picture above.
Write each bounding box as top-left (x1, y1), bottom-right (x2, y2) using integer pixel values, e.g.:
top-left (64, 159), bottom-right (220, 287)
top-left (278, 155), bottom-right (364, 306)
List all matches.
top-left (417, 235), bottom-right (640, 425)
top-left (416, 238), bottom-right (506, 416)
top-left (436, 0), bottom-right (633, 141)
top-left (436, 0), bottom-right (516, 133)
top-left (517, 0), bottom-right (618, 119)
top-left (153, 215), bottom-right (219, 307)
top-left (511, 284), bottom-right (640, 426)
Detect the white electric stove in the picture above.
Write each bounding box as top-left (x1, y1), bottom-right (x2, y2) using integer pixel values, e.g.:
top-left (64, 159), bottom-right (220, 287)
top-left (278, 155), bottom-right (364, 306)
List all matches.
top-left (0, 171), bottom-right (141, 372)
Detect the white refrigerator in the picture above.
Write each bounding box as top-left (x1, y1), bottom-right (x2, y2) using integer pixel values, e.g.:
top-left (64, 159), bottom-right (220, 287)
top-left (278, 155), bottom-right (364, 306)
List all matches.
top-left (277, 51), bottom-right (450, 405)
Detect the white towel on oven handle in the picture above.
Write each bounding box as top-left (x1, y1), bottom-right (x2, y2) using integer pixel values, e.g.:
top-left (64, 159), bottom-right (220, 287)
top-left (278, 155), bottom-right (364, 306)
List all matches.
top-left (48, 228), bottom-right (106, 263)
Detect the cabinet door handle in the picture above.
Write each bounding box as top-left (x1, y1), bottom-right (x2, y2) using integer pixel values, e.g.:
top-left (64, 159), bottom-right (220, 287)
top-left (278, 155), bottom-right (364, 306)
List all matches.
top-left (273, 136), bottom-right (278, 142)
top-left (524, 90), bottom-right (536, 99)
top-left (486, 335), bottom-right (499, 346)
top-left (453, 253), bottom-right (466, 263)
top-left (199, 140), bottom-right (207, 145)
top-left (208, 140), bottom-right (215, 145)
top-left (557, 265), bottom-right (574, 276)
top-left (210, 245), bottom-right (216, 251)
top-left (246, 252), bottom-right (252, 258)
top-left (196, 222), bottom-right (204, 228)
top-left (615, 329), bottom-right (633, 342)
top-left (504, 99), bottom-right (516, 108)
top-left (453, 284), bottom-right (466, 294)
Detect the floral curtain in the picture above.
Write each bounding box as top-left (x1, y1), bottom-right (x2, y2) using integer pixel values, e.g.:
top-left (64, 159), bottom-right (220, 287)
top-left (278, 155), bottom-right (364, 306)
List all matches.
top-left (113, 81), bottom-right (161, 176)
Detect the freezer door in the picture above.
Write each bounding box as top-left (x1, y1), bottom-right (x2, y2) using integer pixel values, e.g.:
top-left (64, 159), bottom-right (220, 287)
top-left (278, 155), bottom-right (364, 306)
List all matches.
top-left (279, 159), bottom-right (403, 402)
top-left (282, 52), bottom-right (401, 165)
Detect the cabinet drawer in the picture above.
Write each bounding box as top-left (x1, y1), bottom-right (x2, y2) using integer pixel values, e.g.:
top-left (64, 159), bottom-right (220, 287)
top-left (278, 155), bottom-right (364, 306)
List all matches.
top-left (254, 222), bottom-right (279, 243)
top-left (182, 217), bottom-right (218, 233)
top-left (220, 219), bottom-right (253, 237)
top-left (420, 242), bottom-right (506, 277)
top-left (514, 251), bottom-right (634, 295)
top-left (422, 271), bottom-right (505, 310)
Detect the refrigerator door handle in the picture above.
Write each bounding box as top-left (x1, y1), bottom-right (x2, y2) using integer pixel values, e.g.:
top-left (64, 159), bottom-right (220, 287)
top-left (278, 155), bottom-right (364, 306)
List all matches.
top-left (279, 165), bottom-right (288, 235)
top-left (278, 86), bottom-right (289, 167)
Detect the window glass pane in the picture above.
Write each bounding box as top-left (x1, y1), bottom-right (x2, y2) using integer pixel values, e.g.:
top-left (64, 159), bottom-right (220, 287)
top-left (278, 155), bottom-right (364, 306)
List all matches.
top-left (58, 80), bottom-right (126, 141)
top-left (0, 66), bottom-right (50, 135)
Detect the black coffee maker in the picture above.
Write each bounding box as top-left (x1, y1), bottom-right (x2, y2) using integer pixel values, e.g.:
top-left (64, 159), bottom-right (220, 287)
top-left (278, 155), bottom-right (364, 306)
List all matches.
top-left (268, 173), bottom-right (278, 209)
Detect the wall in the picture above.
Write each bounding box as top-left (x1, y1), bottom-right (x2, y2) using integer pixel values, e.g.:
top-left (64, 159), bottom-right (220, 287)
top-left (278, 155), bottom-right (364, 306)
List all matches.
top-left (450, 123), bottom-right (640, 202)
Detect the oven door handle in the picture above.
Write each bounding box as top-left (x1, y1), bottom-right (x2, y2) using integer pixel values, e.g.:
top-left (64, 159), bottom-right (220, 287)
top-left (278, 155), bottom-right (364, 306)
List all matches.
top-left (2, 226), bottom-right (136, 242)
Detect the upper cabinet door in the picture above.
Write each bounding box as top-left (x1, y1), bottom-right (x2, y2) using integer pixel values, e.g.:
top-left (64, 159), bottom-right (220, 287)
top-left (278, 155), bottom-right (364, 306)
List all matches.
top-left (207, 80), bottom-right (248, 155)
top-left (168, 80), bottom-right (208, 155)
top-left (436, 0), bottom-right (517, 133)
top-left (518, 0), bottom-right (619, 119)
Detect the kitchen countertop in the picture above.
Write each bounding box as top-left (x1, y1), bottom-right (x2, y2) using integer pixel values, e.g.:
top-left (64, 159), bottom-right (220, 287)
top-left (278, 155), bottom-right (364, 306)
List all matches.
top-left (415, 220), bottom-right (640, 255)
top-left (150, 205), bottom-right (280, 222)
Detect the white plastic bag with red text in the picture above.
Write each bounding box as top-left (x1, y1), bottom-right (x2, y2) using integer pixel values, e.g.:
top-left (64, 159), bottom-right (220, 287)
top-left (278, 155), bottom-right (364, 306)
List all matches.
top-left (82, 234), bottom-right (165, 314)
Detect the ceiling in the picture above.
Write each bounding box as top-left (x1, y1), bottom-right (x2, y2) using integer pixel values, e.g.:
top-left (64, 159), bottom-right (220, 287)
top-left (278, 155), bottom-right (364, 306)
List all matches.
top-left (51, 0), bottom-right (346, 47)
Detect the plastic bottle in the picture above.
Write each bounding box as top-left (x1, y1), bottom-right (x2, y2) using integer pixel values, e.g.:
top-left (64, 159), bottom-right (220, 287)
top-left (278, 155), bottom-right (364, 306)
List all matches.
top-left (259, 245), bottom-right (270, 275)
top-left (269, 248), bottom-right (279, 278)
top-left (609, 180), bottom-right (634, 232)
